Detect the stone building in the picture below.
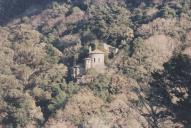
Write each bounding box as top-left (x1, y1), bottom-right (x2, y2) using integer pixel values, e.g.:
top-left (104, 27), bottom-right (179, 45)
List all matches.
top-left (85, 48), bottom-right (105, 71)
top-left (72, 47), bottom-right (106, 83)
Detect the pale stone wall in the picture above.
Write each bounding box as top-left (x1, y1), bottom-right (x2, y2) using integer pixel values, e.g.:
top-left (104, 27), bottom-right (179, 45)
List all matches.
top-left (90, 53), bottom-right (105, 69)
top-left (85, 58), bottom-right (92, 70)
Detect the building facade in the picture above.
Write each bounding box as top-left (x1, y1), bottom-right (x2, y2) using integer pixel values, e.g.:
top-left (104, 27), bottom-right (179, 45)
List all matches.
top-left (72, 47), bottom-right (106, 83)
top-left (85, 49), bottom-right (105, 71)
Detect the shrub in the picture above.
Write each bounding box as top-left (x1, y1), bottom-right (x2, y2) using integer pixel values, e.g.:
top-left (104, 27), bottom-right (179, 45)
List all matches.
top-left (45, 44), bottom-right (61, 64)
top-left (160, 6), bottom-right (177, 18)
top-left (89, 75), bottom-right (111, 102)
top-left (48, 84), bottom-right (67, 113)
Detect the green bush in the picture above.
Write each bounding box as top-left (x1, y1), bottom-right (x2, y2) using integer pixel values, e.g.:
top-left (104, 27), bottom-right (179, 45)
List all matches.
top-left (48, 84), bottom-right (67, 113)
top-left (45, 44), bottom-right (61, 64)
top-left (89, 75), bottom-right (111, 102)
top-left (162, 7), bottom-right (176, 18)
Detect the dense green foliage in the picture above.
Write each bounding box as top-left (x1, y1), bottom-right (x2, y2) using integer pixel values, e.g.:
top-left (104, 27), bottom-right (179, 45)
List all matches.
top-left (0, 0), bottom-right (191, 127)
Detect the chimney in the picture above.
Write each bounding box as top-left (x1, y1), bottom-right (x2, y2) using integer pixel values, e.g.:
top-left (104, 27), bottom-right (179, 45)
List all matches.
top-left (89, 46), bottom-right (92, 53)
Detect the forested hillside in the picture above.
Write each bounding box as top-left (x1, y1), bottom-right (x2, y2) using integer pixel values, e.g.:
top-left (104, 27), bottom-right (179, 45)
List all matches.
top-left (0, 0), bottom-right (191, 128)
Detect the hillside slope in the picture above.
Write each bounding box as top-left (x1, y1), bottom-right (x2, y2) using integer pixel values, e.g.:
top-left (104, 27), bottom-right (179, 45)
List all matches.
top-left (0, 0), bottom-right (191, 128)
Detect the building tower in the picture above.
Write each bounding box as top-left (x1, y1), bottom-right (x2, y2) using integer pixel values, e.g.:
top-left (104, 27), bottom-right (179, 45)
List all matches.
top-left (72, 65), bottom-right (80, 78)
top-left (89, 49), bottom-right (105, 69)
top-left (85, 58), bottom-right (92, 71)
top-left (84, 48), bottom-right (106, 73)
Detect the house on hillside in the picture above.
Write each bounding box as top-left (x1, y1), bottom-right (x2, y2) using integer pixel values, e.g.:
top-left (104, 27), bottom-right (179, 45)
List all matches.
top-left (72, 47), bottom-right (106, 84)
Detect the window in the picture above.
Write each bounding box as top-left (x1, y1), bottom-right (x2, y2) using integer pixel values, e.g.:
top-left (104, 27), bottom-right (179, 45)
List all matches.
top-left (94, 58), bottom-right (96, 62)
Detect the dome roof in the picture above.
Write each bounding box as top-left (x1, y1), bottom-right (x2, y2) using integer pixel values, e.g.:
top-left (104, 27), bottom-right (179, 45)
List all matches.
top-left (89, 49), bottom-right (105, 54)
